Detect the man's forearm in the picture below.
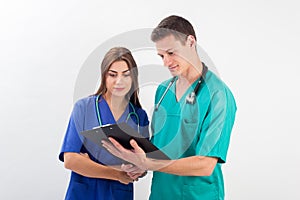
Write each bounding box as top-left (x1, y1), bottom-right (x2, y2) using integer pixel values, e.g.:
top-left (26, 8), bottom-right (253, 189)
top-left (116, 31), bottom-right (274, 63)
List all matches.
top-left (145, 156), bottom-right (218, 176)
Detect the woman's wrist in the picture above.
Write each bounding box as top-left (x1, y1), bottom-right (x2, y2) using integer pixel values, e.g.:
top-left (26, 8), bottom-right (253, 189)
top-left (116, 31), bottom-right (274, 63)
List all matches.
top-left (139, 170), bottom-right (148, 178)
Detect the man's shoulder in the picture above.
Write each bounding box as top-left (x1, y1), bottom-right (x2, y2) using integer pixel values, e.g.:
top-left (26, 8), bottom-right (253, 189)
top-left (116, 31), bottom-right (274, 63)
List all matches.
top-left (205, 70), bottom-right (232, 93)
top-left (157, 77), bottom-right (174, 90)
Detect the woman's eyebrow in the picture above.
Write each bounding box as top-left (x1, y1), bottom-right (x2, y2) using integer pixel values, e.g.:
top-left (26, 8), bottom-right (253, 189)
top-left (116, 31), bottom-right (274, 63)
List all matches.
top-left (108, 69), bottom-right (130, 73)
top-left (122, 69), bottom-right (130, 73)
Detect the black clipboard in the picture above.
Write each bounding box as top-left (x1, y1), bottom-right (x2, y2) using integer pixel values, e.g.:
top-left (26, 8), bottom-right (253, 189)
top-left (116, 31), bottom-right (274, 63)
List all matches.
top-left (80, 122), bottom-right (170, 160)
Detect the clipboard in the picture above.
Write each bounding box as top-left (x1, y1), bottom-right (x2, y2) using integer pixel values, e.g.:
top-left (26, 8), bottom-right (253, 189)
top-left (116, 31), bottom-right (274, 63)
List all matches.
top-left (80, 122), bottom-right (170, 160)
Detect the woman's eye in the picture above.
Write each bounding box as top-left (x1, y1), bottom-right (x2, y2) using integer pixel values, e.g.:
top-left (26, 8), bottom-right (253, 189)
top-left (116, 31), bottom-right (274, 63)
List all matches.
top-left (123, 72), bottom-right (131, 77)
top-left (168, 52), bottom-right (174, 56)
top-left (108, 73), bottom-right (117, 77)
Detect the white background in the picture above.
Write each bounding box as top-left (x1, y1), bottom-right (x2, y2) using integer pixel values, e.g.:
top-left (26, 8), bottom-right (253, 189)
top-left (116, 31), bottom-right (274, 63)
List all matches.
top-left (1, 0), bottom-right (300, 199)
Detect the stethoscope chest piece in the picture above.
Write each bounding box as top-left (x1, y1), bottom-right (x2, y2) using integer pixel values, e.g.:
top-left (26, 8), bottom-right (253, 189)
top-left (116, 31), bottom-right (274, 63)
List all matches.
top-left (185, 91), bottom-right (196, 104)
top-left (155, 63), bottom-right (208, 109)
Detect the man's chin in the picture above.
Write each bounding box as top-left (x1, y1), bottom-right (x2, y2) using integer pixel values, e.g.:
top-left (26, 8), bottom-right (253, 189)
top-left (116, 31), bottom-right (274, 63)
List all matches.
top-left (170, 71), bottom-right (179, 76)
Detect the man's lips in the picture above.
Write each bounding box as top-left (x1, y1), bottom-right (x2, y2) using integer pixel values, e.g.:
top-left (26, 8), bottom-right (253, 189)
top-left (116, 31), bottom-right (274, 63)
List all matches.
top-left (168, 65), bottom-right (178, 71)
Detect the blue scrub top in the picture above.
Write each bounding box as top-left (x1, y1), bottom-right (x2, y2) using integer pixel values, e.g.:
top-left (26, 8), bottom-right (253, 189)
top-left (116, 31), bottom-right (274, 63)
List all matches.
top-left (59, 95), bottom-right (149, 200)
top-left (150, 70), bottom-right (237, 200)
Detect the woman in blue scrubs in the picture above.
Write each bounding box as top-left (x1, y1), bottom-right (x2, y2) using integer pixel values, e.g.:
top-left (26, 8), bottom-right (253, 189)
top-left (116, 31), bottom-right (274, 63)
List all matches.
top-left (59, 47), bottom-right (149, 200)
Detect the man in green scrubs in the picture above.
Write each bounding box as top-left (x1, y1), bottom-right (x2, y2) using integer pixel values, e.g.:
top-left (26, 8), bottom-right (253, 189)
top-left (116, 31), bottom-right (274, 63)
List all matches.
top-left (103, 15), bottom-right (237, 200)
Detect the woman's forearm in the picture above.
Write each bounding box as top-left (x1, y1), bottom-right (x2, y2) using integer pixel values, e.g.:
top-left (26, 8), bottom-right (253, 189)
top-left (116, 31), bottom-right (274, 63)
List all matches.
top-left (64, 152), bottom-right (124, 181)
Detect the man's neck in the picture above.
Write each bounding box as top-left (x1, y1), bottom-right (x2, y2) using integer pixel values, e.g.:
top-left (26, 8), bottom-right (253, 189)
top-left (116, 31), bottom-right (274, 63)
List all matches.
top-left (178, 60), bottom-right (203, 84)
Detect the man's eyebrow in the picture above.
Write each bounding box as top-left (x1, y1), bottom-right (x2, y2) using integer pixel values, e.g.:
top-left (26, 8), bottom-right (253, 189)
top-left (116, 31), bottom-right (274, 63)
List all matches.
top-left (157, 48), bottom-right (174, 55)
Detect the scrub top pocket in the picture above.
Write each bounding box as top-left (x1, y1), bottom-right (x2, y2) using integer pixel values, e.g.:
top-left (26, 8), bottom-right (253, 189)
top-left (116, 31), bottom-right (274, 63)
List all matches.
top-left (111, 184), bottom-right (133, 200)
top-left (65, 180), bottom-right (92, 200)
top-left (182, 183), bottom-right (218, 200)
top-left (179, 120), bottom-right (199, 155)
top-left (152, 110), bottom-right (200, 159)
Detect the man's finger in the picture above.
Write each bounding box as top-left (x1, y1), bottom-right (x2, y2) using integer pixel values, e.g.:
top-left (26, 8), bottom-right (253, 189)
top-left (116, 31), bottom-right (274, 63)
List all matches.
top-left (108, 137), bottom-right (128, 151)
top-left (130, 139), bottom-right (145, 153)
top-left (121, 163), bottom-right (133, 171)
top-left (102, 140), bottom-right (121, 156)
top-left (121, 164), bottom-right (138, 173)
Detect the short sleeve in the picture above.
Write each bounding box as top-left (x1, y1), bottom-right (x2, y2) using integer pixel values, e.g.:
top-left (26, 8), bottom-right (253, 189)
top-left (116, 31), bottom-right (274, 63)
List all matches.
top-left (58, 100), bottom-right (86, 162)
top-left (196, 88), bottom-right (237, 163)
top-left (136, 108), bottom-right (150, 139)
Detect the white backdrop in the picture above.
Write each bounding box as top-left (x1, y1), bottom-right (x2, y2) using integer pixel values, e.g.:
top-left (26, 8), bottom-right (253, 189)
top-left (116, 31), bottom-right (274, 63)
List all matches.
top-left (1, 0), bottom-right (299, 199)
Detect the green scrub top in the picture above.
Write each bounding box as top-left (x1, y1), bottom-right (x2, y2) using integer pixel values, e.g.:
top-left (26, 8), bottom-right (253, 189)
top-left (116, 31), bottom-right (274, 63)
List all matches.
top-left (150, 70), bottom-right (237, 200)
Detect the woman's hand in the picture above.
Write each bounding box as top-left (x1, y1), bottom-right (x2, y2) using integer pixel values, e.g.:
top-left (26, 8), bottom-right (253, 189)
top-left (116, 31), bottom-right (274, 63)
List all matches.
top-left (117, 171), bottom-right (134, 185)
top-left (80, 153), bottom-right (90, 159)
top-left (121, 164), bottom-right (147, 180)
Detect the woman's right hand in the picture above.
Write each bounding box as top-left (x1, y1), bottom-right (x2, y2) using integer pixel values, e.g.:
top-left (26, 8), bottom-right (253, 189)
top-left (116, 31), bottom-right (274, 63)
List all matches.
top-left (117, 171), bottom-right (134, 185)
top-left (121, 164), bottom-right (146, 180)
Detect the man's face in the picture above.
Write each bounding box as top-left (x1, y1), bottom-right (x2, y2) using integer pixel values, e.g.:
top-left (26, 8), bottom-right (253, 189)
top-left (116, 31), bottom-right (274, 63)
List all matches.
top-left (155, 34), bottom-right (191, 76)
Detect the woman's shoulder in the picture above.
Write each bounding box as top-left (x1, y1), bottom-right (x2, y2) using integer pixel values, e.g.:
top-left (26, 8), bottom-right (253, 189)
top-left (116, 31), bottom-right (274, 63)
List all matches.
top-left (132, 104), bottom-right (147, 116)
top-left (131, 104), bottom-right (149, 125)
top-left (74, 95), bottom-right (96, 105)
top-left (73, 95), bottom-right (96, 111)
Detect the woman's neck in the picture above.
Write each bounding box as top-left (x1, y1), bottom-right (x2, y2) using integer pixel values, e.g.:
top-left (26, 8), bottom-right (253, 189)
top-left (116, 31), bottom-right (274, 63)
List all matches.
top-left (103, 93), bottom-right (128, 114)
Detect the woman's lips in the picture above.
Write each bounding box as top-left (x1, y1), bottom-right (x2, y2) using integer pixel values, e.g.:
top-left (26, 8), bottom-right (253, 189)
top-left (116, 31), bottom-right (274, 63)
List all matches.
top-left (113, 87), bottom-right (125, 91)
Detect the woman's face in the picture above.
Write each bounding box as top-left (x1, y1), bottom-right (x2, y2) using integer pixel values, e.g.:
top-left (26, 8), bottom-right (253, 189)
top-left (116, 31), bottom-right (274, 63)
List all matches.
top-left (105, 60), bottom-right (132, 98)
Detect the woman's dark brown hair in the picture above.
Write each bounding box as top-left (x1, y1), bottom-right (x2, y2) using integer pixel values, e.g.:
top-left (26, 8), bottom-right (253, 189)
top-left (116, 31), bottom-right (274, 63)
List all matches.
top-left (95, 47), bottom-right (141, 108)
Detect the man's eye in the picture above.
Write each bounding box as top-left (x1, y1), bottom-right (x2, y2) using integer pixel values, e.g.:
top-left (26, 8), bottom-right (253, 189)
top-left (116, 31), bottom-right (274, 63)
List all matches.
top-left (168, 52), bottom-right (174, 55)
top-left (158, 54), bottom-right (164, 59)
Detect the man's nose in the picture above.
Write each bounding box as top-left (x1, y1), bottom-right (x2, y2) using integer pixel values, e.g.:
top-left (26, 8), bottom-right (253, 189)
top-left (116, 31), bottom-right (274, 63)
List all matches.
top-left (163, 55), bottom-right (172, 67)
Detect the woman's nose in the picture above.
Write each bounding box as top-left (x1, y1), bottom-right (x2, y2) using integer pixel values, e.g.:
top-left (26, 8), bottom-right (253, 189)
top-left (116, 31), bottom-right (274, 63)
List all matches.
top-left (115, 75), bottom-right (123, 84)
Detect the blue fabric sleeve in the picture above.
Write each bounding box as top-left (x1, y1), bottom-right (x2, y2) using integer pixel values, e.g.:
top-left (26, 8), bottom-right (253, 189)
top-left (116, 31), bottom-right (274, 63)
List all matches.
top-left (136, 108), bottom-right (150, 138)
top-left (59, 100), bottom-right (86, 162)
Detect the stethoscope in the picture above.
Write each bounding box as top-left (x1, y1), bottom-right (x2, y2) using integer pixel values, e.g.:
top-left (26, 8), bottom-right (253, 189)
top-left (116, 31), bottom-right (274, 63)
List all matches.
top-left (95, 95), bottom-right (140, 133)
top-left (155, 64), bottom-right (208, 111)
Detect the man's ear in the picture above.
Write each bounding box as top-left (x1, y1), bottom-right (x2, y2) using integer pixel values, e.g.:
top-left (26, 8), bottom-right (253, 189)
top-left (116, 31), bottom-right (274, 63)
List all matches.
top-left (187, 35), bottom-right (196, 47)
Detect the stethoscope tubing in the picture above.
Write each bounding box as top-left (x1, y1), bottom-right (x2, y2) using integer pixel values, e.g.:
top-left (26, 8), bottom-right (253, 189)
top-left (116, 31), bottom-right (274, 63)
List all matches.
top-left (155, 63), bottom-right (208, 110)
top-left (95, 95), bottom-right (140, 132)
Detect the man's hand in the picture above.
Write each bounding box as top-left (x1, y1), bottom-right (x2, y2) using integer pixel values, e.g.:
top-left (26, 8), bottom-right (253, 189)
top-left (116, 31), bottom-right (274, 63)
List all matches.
top-left (102, 138), bottom-right (148, 170)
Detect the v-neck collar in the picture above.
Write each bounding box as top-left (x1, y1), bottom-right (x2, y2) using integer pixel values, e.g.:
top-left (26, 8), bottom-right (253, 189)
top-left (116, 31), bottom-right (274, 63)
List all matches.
top-left (173, 76), bottom-right (200, 103)
top-left (98, 95), bottom-right (130, 124)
